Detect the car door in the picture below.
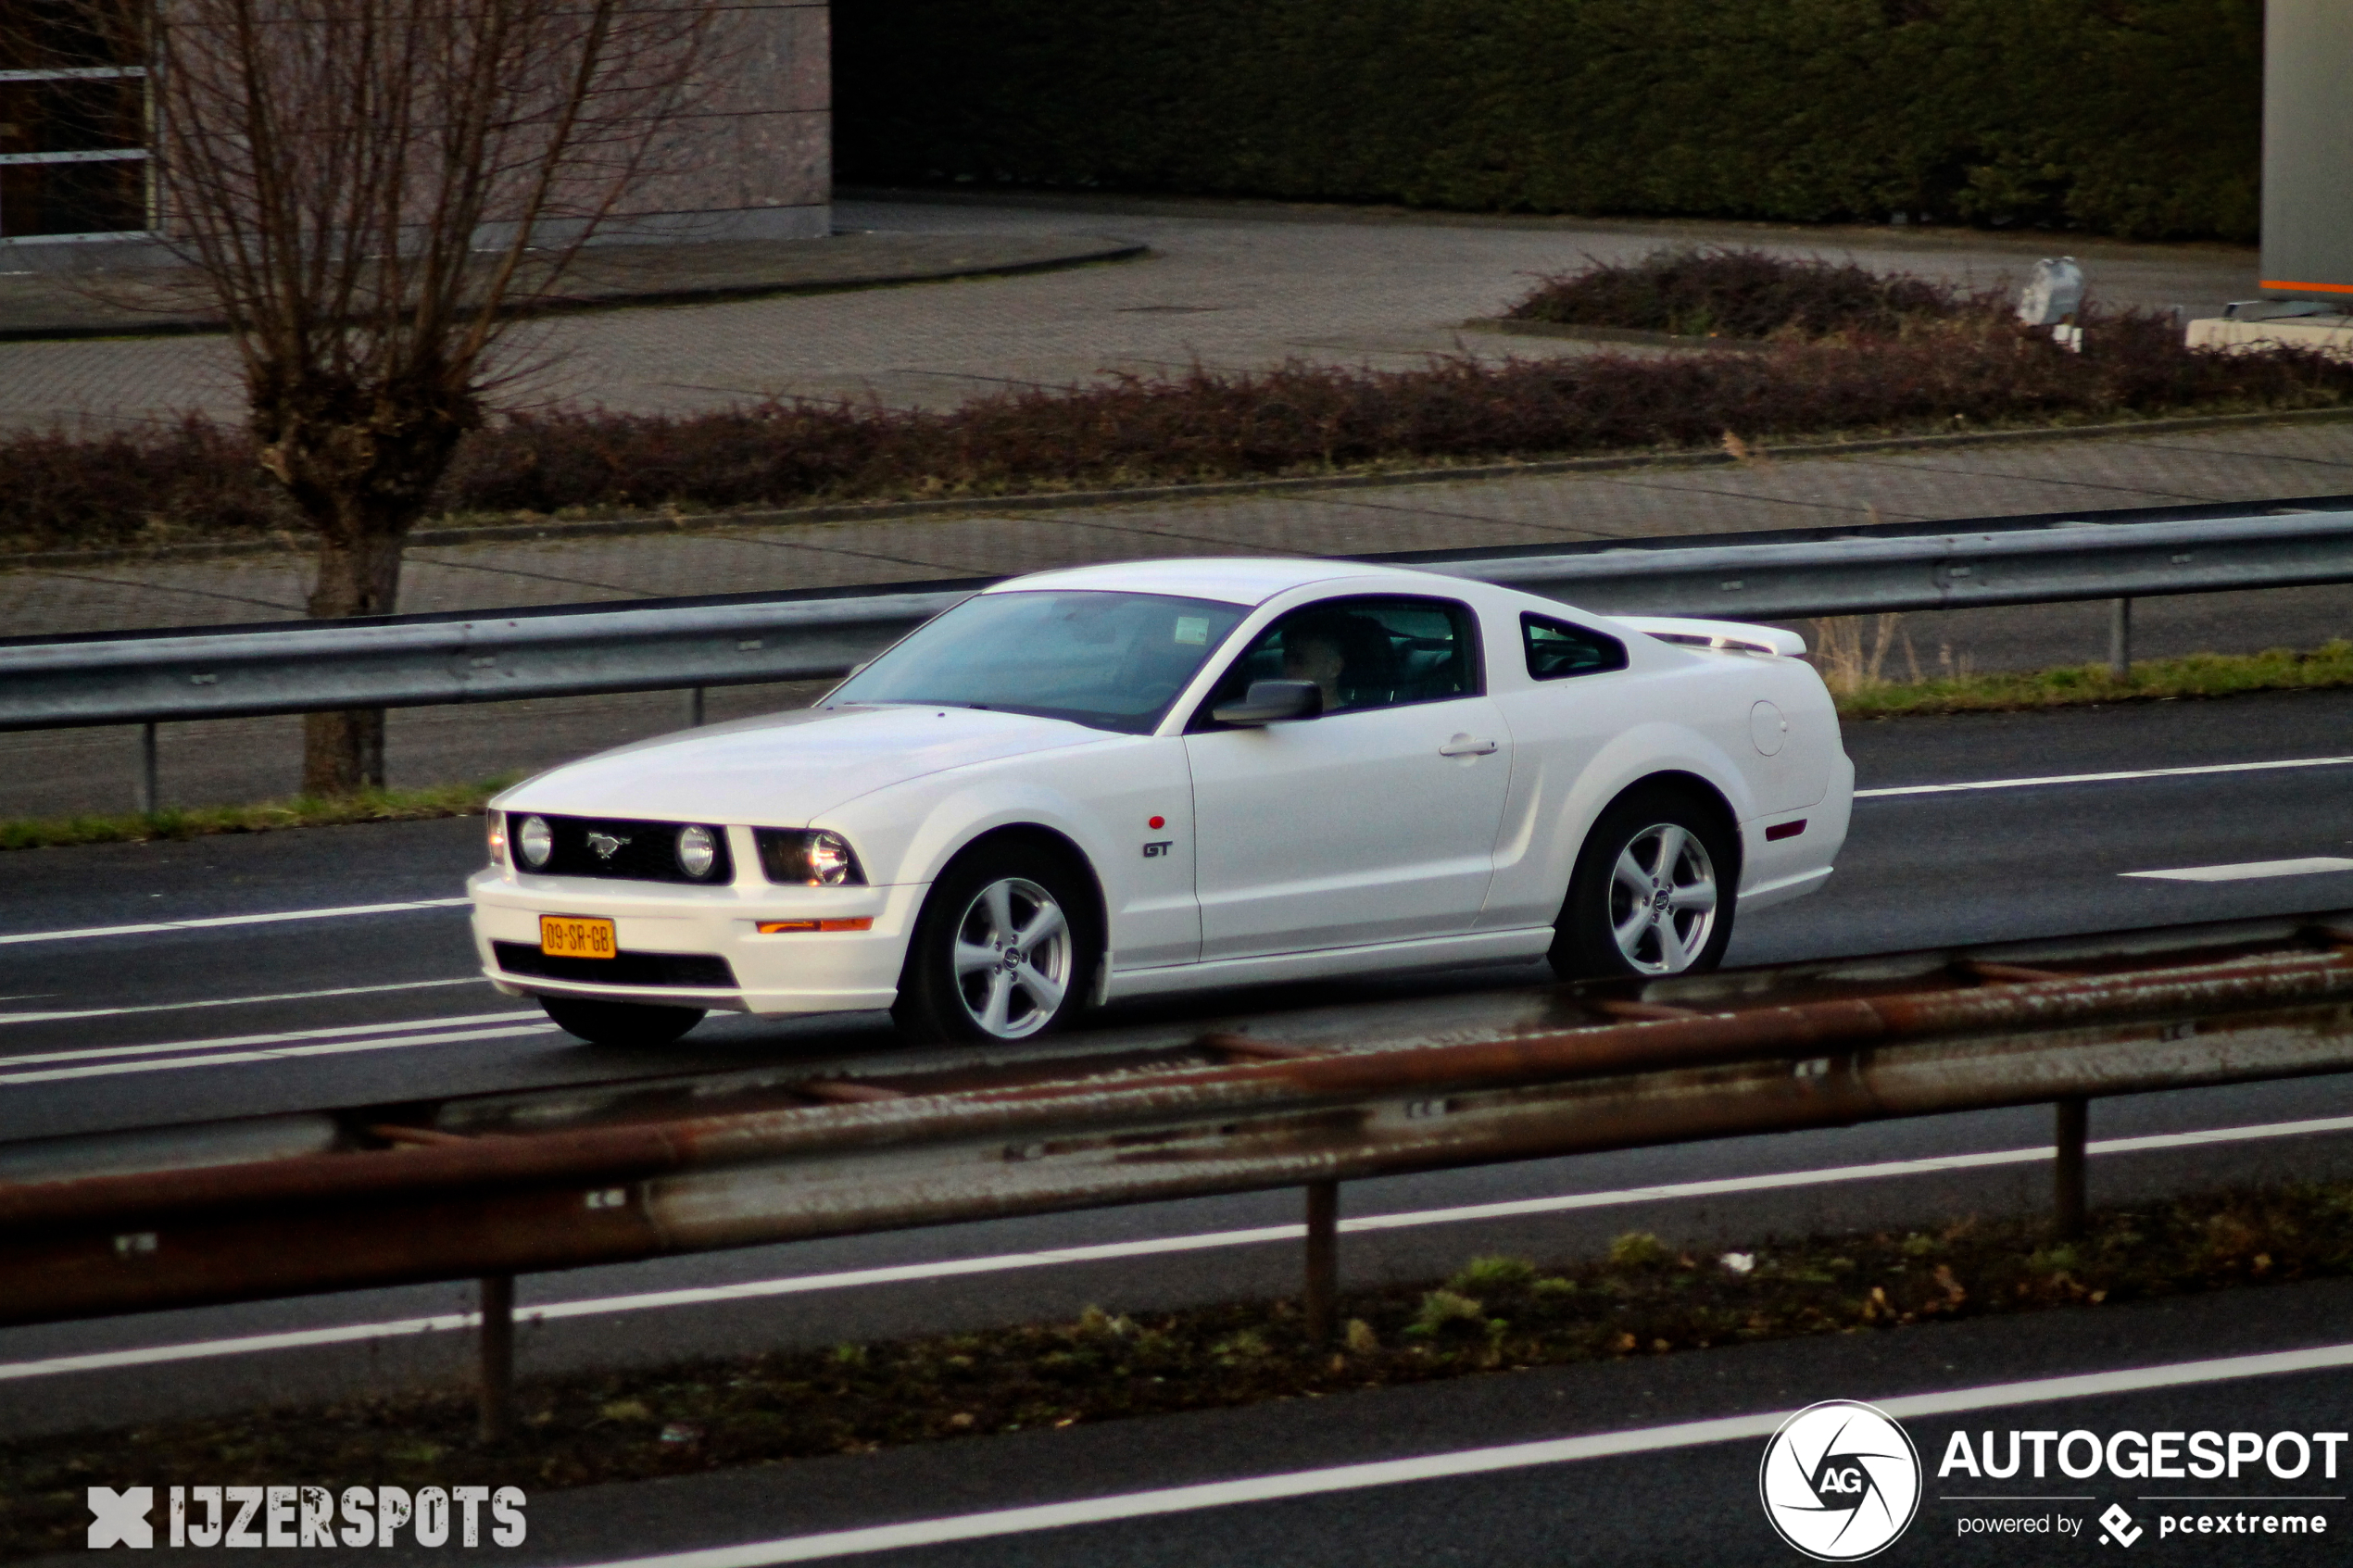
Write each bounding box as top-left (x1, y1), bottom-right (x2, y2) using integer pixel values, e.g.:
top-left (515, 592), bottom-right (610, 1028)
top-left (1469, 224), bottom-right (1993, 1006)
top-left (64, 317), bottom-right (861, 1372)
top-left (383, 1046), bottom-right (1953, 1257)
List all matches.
top-left (1182, 594), bottom-right (1513, 960)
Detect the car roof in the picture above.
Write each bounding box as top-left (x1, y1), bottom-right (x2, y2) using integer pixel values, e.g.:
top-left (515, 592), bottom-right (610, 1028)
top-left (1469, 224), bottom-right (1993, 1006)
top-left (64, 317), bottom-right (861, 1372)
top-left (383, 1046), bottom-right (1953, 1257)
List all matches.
top-left (985, 557), bottom-right (1453, 607)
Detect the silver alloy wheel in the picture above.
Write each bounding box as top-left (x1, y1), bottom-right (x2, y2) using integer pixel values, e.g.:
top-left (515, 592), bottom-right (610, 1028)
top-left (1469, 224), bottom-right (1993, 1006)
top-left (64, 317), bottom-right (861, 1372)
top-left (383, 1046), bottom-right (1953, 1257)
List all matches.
top-left (1606, 822), bottom-right (1719, 975)
top-left (949, 874), bottom-right (1073, 1038)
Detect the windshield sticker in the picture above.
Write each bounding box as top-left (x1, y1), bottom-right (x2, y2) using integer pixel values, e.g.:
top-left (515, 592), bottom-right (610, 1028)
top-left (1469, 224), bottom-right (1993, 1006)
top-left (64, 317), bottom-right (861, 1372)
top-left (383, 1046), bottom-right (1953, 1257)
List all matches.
top-left (1174, 617), bottom-right (1210, 645)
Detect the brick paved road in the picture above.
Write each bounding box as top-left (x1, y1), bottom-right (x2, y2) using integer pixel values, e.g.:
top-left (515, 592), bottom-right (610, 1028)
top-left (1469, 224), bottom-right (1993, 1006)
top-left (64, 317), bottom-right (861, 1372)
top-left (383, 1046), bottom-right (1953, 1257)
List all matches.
top-left (0, 195), bottom-right (2264, 433)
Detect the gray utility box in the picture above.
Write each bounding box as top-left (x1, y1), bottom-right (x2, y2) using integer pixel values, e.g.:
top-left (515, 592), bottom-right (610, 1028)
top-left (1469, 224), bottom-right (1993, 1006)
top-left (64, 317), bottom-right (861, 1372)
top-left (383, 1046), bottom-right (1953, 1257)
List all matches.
top-left (2263, 0), bottom-right (2353, 301)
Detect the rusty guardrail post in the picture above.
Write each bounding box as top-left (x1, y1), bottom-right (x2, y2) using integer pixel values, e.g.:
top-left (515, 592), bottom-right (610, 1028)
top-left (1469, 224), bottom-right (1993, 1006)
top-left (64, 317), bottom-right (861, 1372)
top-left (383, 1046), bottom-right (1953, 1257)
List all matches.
top-left (135, 722), bottom-right (158, 815)
top-left (2109, 599), bottom-right (2133, 679)
top-left (2055, 1098), bottom-right (2089, 1241)
top-left (479, 1274), bottom-right (515, 1442)
top-left (1303, 1180), bottom-right (1339, 1344)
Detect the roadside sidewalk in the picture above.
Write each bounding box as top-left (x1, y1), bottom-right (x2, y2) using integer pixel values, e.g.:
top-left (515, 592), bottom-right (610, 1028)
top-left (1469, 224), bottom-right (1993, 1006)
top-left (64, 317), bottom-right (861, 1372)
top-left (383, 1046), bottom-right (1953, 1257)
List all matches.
top-left (6, 411), bottom-right (2349, 641)
top-left (4, 411), bottom-right (2352, 822)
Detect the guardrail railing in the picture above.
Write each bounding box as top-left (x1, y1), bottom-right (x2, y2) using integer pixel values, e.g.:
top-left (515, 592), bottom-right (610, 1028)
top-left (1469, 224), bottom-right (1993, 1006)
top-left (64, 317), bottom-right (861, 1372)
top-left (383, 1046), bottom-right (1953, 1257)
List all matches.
top-left (5, 496), bottom-right (2350, 809)
top-left (6, 909), bottom-right (2352, 1437)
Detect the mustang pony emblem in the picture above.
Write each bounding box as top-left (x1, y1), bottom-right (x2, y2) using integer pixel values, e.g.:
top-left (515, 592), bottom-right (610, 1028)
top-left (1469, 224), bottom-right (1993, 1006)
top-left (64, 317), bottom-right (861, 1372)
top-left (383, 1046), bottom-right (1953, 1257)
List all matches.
top-left (585, 832), bottom-right (631, 859)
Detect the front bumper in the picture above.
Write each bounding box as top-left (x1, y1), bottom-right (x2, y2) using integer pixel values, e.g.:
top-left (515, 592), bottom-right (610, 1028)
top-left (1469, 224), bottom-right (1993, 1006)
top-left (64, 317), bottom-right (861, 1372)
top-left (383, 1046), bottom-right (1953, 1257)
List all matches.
top-left (467, 868), bottom-right (922, 1016)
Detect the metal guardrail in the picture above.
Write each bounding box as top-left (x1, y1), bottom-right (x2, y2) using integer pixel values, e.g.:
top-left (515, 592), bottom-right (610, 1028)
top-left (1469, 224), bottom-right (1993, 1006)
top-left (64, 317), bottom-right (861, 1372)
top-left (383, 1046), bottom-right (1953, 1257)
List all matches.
top-left (6, 910), bottom-right (2353, 1435)
top-left (4, 500), bottom-right (2352, 736)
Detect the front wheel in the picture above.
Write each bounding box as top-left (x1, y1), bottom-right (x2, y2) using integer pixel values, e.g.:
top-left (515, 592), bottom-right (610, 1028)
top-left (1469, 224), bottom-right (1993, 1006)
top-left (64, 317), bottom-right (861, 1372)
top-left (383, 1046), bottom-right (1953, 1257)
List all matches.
top-left (894, 845), bottom-right (1099, 1043)
top-left (538, 995), bottom-right (706, 1047)
top-left (1550, 788), bottom-right (1736, 980)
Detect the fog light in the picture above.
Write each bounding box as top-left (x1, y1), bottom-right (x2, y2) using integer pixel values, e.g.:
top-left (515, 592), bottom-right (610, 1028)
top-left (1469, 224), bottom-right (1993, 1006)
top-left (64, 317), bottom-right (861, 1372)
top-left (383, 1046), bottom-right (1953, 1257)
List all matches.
top-left (677, 824), bottom-right (719, 879)
top-left (518, 815), bottom-right (553, 869)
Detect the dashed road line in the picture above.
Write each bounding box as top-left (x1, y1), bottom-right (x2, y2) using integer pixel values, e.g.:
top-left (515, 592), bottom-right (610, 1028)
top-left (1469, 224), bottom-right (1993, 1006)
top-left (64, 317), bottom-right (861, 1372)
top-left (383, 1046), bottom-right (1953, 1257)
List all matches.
top-left (0, 897), bottom-right (470, 947)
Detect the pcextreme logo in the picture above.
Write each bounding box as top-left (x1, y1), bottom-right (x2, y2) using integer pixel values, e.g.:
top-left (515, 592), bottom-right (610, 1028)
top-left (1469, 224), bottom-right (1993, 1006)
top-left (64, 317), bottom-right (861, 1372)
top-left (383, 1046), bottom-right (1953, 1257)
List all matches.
top-left (1759, 1400), bottom-right (1923, 1561)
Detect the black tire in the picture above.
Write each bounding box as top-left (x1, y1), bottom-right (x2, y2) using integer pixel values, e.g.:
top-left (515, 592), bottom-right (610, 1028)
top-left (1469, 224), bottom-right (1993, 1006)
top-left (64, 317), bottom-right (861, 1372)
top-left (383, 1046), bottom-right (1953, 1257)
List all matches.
top-left (893, 840), bottom-right (1101, 1044)
top-left (538, 994), bottom-right (706, 1047)
top-left (1549, 784), bottom-right (1738, 981)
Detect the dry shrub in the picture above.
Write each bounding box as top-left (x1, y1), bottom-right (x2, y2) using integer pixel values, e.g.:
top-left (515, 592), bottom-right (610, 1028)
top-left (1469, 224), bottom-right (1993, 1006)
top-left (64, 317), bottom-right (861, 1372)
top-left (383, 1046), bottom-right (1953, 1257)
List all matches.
top-left (0, 417), bottom-right (289, 552)
top-left (1507, 247), bottom-right (2007, 341)
top-left (1809, 614), bottom-right (1918, 694)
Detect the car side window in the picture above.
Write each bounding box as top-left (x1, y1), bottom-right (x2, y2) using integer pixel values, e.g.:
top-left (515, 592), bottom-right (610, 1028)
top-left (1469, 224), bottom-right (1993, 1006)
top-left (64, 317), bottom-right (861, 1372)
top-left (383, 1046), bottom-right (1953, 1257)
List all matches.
top-left (1522, 613), bottom-right (1629, 681)
top-left (1196, 596), bottom-right (1480, 725)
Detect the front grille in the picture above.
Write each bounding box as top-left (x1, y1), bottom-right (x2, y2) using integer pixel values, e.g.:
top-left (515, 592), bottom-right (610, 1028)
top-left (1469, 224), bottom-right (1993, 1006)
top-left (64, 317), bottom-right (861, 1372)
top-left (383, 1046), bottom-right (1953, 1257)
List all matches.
top-left (524, 815), bottom-right (733, 884)
top-left (494, 942), bottom-right (738, 989)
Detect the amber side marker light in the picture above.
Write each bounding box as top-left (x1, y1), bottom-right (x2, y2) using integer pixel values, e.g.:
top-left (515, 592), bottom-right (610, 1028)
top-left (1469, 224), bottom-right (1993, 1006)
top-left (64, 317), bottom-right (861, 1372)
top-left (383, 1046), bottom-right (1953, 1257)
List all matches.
top-left (758, 918), bottom-right (876, 935)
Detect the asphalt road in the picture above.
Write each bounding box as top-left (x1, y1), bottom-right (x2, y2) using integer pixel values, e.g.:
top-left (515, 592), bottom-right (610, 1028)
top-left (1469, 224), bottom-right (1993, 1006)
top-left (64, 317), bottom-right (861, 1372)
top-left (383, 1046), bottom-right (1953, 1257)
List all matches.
top-left (336, 1275), bottom-right (2353, 1568)
top-left (10, 688), bottom-right (2353, 1565)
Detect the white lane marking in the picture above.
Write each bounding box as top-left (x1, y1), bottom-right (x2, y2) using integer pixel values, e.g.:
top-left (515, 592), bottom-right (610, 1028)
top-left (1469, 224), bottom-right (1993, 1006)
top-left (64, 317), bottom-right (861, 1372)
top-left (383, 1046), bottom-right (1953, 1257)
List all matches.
top-left (2123, 858), bottom-right (2353, 883)
top-left (0, 976), bottom-right (485, 1027)
top-left (12, 1110), bottom-right (2353, 1385)
top-left (560, 1340), bottom-right (2353, 1568)
top-left (0, 1010), bottom-right (535, 1071)
top-left (1857, 755), bottom-right (2353, 799)
top-left (0, 897), bottom-right (470, 947)
top-left (0, 1023), bottom-right (553, 1086)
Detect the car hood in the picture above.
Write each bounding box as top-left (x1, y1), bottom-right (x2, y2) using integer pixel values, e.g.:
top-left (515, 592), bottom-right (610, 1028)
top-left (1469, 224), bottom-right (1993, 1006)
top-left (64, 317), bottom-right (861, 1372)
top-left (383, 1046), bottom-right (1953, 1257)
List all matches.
top-left (498, 705), bottom-right (1108, 824)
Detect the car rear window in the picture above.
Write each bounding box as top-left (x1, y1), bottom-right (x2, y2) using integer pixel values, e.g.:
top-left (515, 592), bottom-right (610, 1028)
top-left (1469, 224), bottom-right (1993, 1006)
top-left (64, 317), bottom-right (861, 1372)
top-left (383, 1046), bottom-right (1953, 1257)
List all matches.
top-left (1522, 613), bottom-right (1629, 680)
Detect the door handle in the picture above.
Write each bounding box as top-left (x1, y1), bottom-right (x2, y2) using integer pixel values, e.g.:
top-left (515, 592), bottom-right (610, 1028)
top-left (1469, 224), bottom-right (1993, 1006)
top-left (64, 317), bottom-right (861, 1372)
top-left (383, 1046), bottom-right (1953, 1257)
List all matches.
top-left (1439, 734), bottom-right (1499, 757)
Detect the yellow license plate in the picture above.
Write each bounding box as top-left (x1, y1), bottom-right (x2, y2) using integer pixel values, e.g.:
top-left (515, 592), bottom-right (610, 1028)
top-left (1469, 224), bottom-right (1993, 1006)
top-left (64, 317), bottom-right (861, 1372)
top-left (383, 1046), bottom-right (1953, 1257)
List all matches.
top-left (541, 915), bottom-right (617, 959)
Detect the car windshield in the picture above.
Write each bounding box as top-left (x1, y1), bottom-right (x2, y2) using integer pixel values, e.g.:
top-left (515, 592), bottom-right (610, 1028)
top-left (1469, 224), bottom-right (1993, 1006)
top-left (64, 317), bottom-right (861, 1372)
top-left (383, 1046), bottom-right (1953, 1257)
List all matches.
top-left (823, 590), bottom-right (1252, 734)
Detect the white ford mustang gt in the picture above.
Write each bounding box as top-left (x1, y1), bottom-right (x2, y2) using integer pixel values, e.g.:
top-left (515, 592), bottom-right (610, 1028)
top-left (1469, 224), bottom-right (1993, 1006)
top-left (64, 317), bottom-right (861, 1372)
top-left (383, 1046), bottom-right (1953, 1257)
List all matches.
top-left (469, 558), bottom-right (1852, 1045)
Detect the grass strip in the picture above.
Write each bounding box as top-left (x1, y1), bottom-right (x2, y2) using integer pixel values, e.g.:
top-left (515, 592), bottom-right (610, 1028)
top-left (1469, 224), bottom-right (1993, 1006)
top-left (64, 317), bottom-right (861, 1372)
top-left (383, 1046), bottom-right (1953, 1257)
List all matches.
top-left (4, 1182), bottom-right (2350, 1557)
top-left (0, 778), bottom-right (513, 852)
top-left (1826, 641), bottom-right (2353, 719)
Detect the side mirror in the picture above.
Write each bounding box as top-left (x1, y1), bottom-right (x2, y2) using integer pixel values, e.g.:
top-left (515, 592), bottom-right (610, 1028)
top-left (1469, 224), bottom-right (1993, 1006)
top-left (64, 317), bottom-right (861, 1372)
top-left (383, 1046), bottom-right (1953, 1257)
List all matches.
top-left (1212, 679), bottom-right (1324, 726)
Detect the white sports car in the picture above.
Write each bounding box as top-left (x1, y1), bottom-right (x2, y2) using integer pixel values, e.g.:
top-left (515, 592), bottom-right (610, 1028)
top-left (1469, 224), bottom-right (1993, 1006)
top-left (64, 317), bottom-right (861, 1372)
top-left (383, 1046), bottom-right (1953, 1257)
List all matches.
top-left (469, 558), bottom-right (1852, 1045)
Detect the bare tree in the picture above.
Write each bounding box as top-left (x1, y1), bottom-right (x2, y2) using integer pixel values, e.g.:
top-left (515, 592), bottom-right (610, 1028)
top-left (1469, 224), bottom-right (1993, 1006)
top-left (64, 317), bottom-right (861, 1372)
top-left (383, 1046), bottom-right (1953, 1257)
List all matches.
top-left (70, 0), bottom-right (710, 791)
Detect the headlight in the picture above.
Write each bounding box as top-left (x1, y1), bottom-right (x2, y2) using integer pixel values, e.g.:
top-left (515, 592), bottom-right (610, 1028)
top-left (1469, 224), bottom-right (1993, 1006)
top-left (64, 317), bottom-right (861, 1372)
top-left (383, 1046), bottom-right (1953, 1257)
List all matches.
top-left (518, 814), bottom-right (553, 869)
top-left (676, 824), bottom-right (719, 879)
top-left (486, 809), bottom-right (507, 866)
top-left (754, 827), bottom-right (866, 885)
top-left (806, 832), bottom-right (857, 884)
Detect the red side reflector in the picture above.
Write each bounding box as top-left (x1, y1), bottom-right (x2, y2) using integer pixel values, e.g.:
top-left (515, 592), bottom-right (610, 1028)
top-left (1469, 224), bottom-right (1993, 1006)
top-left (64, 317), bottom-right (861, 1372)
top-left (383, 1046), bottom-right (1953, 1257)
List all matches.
top-left (757, 917), bottom-right (875, 935)
top-left (1764, 820), bottom-right (1806, 841)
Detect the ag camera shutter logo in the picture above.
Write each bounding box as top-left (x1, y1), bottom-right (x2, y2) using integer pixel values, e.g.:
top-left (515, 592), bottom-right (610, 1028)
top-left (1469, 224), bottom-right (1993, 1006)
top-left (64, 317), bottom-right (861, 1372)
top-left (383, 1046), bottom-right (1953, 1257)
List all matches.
top-left (1759, 1399), bottom-right (1922, 1561)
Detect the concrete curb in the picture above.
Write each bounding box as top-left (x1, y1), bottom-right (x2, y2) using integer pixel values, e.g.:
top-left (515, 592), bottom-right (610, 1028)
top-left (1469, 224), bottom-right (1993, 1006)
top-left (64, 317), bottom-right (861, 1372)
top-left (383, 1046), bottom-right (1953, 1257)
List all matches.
top-left (0, 238), bottom-right (1149, 345)
top-left (8, 404), bottom-right (2353, 572)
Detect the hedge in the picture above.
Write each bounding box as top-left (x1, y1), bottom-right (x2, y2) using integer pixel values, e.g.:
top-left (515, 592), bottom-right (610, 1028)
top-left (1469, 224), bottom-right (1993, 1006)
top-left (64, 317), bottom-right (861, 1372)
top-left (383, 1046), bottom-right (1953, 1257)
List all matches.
top-left (834, 0), bottom-right (2261, 241)
top-left (9, 313), bottom-right (2350, 554)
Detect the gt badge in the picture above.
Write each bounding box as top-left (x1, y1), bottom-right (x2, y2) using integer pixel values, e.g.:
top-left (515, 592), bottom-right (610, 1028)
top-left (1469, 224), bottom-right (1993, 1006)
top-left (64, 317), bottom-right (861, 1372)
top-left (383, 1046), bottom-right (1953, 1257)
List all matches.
top-left (1141, 841), bottom-right (1173, 859)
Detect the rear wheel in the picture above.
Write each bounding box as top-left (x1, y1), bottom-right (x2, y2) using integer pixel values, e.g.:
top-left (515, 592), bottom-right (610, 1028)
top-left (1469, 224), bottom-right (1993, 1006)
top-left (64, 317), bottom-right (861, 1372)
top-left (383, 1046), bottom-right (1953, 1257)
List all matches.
top-left (894, 843), bottom-right (1099, 1043)
top-left (538, 995), bottom-right (706, 1047)
top-left (1550, 786), bottom-right (1736, 980)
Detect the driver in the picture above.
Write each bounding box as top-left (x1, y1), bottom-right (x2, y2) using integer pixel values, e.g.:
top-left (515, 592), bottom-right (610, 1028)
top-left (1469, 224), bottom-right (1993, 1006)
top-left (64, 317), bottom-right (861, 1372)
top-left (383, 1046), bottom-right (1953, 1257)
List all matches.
top-left (1280, 611), bottom-right (1389, 711)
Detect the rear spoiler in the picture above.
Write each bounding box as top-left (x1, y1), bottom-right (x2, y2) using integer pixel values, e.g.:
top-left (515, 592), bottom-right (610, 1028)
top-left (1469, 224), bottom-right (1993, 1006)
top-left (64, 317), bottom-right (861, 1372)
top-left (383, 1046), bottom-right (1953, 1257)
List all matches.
top-left (1617, 616), bottom-right (1807, 659)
